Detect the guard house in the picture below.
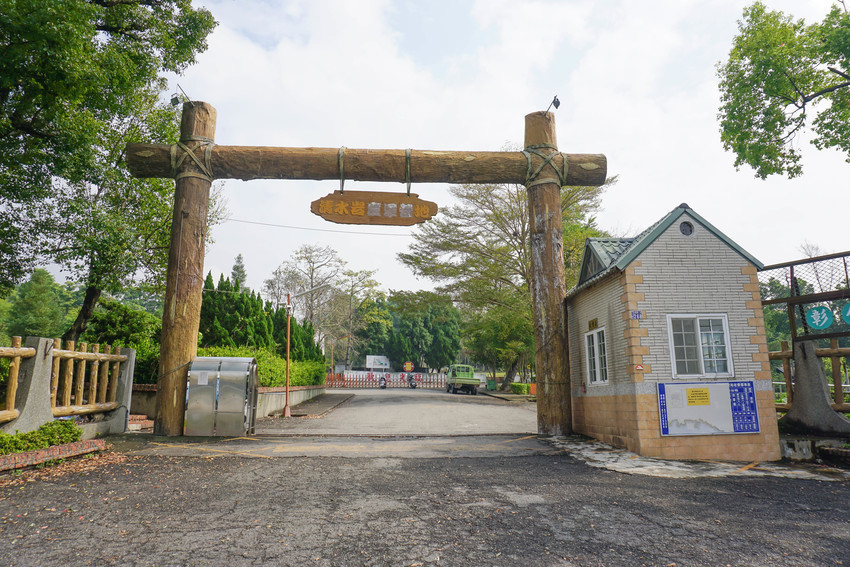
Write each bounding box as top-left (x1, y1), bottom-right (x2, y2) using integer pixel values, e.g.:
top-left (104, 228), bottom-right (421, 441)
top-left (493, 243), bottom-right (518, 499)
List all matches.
top-left (566, 204), bottom-right (781, 461)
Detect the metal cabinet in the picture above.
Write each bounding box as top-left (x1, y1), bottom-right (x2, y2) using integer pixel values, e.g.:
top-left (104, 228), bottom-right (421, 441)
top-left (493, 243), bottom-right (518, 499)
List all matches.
top-left (184, 357), bottom-right (259, 436)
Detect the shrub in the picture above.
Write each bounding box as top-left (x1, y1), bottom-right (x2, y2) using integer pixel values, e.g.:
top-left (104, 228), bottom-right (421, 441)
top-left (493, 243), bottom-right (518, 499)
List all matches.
top-left (82, 299), bottom-right (161, 384)
top-left (197, 346), bottom-right (325, 387)
top-left (0, 420), bottom-right (82, 456)
top-left (509, 382), bottom-right (530, 395)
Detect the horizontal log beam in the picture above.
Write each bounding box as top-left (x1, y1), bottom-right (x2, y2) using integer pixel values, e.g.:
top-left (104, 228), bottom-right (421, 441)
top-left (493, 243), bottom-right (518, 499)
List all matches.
top-left (769, 346), bottom-right (850, 359)
top-left (52, 402), bottom-right (119, 417)
top-left (125, 144), bottom-right (608, 187)
top-left (52, 349), bottom-right (127, 362)
top-left (775, 403), bottom-right (850, 412)
top-left (0, 409), bottom-right (20, 424)
top-left (0, 346), bottom-right (36, 359)
top-left (761, 288), bottom-right (850, 306)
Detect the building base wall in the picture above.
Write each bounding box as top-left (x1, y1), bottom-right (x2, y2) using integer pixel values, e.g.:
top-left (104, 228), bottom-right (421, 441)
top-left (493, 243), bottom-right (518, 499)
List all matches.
top-left (573, 390), bottom-right (781, 461)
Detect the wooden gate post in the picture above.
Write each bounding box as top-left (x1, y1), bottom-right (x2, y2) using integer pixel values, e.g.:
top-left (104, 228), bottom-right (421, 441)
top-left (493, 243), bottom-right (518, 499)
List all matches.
top-left (154, 102), bottom-right (217, 436)
top-left (524, 111), bottom-right (571, 436)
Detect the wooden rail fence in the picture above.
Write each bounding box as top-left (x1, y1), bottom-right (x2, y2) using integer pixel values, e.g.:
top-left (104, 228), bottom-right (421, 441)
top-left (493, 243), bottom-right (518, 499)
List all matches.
top-left (51, 339), bottom-right (128, 418)
top-left (0, 337), bottom-right (36, 423)
top-left (770, 339), bottom-right (850, 412)
top-left (0, 337), bottom-right (128, 424)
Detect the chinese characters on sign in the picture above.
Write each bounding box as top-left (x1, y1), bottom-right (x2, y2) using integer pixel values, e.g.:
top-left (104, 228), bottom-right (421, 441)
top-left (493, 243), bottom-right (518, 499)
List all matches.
top-left (658, 381), bottom-right (760, 436)
top-left (805, 305), bottom-right (834, 330)
top-left (310, 190), bottom-right (438, 226)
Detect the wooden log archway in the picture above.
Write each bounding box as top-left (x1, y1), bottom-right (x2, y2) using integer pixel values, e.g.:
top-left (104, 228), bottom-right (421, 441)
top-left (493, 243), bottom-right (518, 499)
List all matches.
top-left (125, 102), bottom-right (607, 437)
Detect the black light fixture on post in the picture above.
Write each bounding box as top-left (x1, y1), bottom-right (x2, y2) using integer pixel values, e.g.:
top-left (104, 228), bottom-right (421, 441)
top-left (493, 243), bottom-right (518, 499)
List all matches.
top-left (170, 84), bottom-right (192, 107)
top-left (546, 95), bottom-right (561, 114)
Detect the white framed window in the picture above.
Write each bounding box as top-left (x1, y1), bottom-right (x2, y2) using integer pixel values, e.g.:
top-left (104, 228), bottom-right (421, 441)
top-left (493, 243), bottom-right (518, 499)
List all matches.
top-left (666, 314), bottom-right (733, 378)
top-left (584, 328), bottom-right (609, 385)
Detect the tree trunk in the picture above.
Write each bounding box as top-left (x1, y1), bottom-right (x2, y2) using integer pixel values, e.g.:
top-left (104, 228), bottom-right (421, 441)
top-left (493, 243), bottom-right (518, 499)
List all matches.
top-left (62, 286), bottom-right (102, 343)
top-left (524, 111), bottom-right (572, 436)
top-left (154, 101), bottom-right (217, 436)
top-left (779, 340), bottom-right (850, 435)
top-left (499, 357), bottom-right (521, 391)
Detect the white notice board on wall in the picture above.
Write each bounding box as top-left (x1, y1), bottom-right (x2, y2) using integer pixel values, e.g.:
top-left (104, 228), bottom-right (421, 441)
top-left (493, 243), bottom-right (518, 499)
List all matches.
top-left (657, 381), bottom-right (760, 436)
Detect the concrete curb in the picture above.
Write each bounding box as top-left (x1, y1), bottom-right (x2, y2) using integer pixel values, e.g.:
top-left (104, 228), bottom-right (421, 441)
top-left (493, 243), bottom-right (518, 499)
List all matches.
top-left (0, 439), bottom-right (108, 472)
top-left (290, 393), bottom-right (354, 417)
top-left (478, 389), bottom-right (536, 403)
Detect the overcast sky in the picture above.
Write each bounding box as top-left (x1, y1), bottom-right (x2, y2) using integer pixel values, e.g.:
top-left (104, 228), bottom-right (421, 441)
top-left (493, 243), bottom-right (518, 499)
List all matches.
top-left (170, 0), bottom-right (847, 295)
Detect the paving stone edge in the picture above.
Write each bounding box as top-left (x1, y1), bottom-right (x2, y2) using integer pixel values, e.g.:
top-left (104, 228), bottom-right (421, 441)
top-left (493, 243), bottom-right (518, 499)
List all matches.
top-left (0, 439), bottom-right (108, 472)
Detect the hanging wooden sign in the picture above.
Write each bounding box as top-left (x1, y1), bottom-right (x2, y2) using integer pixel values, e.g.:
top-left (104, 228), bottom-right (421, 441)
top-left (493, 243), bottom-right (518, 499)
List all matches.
top-left (310, 190), bottom-right (438, 226)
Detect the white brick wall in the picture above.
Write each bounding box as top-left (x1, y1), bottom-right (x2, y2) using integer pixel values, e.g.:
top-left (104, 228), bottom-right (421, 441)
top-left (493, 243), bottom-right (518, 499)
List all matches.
top-left (632, 214), bottom-right (760, 382)
top-left (567, 272), bottom-right (626, 394)
top-left (568, 213), bottom-right (762, 391)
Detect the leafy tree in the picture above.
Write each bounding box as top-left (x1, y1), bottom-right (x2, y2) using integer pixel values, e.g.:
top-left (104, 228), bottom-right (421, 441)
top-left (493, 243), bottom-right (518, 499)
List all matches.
top-left (0, 0), bottom-right (217, 293)
top-left (351, 298), bottom-right (393, 367)
top-left (398, 180), bottom-right (611, 386)
top-left (717, 2), bottom-right (850, 178)
top-left (382, 291), bottom-right (461, 371)
top-left (264, 244), bottom-right (343, 330)
top-left (200, 273), bottom-right (273, 350)
top-left (399, 181), bottom-right (611, 303)
top-left (759, 277), bottom-right (793, 352)
top-left (262, 264), bottom-right (295, 310)
top-left (81, 298), bottom-right (162, 383)
top-left (52, 92), bottom-right (185, 342)
top-left (6, 269), bottom-right (66, 338)
top-left (111, 286), bottom-right (164, 316)
top-left (231, 254), bottom-right (248, 291)
top-left (464, 297), bottom-right (533, 384)
top-left (331, 269), bottom-right (381, 368)
top-left (200, 272), bottom-right (323, 362)
top-left (0, 297), bottom-right (10, 345)
top-left (384, 329), bottom-right (414, 370)
top-left (423, 300), bottom-right (462, 371)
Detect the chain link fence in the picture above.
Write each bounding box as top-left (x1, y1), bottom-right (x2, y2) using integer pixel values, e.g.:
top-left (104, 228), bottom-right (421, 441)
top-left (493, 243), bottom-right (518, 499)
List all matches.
top-left (758, 251), bottom-right (850, 342)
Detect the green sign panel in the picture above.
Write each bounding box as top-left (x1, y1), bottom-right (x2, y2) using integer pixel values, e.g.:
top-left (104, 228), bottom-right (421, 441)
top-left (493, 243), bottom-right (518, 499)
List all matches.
top-left (805, 305), bottom-right (834, 330)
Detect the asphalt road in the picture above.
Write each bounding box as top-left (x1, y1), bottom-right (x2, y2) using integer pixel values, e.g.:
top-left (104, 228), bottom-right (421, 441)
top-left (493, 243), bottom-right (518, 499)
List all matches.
top-left (257, 388), bottom-right (539, 436)
top-left (0, 389), bottom-right (847, 567)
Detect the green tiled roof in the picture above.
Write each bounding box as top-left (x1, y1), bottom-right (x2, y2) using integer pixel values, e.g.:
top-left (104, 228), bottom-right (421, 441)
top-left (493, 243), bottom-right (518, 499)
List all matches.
top-left (567, 203), bottom-right (763, 298)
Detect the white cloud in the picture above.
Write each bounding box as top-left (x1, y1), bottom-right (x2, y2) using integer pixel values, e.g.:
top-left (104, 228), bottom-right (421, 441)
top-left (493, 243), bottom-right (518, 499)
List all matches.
top-left (165, 0), bottom-right (846, 294)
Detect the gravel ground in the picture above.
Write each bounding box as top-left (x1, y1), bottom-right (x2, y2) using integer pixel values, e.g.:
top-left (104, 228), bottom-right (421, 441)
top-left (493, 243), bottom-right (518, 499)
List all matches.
top-left (0, 448), bottom-right (847, 567)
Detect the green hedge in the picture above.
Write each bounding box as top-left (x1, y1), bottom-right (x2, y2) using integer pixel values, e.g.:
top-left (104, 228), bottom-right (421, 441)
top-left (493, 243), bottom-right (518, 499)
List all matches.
top-left (197, 346), bottom-right (325, 387)
top-left (509, 382), bottom-right (530, 395)
top-left (0, 420), bottom-right (82, 456)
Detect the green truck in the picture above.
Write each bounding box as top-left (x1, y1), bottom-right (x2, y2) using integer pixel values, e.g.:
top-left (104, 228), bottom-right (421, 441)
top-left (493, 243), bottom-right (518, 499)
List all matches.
top-left (445, 364), bottom-right (478, 395)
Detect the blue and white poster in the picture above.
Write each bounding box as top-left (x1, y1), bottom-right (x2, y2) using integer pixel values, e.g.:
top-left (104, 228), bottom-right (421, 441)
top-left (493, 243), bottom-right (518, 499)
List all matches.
top-left (658, 381), bottom-right (760, 436)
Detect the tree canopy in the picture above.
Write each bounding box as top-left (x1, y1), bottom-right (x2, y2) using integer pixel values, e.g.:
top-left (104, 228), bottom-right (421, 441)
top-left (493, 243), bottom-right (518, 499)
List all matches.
top-left (351, 291), bottom-right (462, 371)
top-left (263, 244), bottom-right (343, 330)
top-left (231, 254), bottom-right (248, 292)
top-left (6, 269), bottom-right (66, 339)
top-left (398, 180), bottom-right (611, 385)
top-left (199, 272), bottom-right (323, 362)
top-left (0, 0), bottom-right (217, 292)
top-left (717, 2), bottom-right (850, 178)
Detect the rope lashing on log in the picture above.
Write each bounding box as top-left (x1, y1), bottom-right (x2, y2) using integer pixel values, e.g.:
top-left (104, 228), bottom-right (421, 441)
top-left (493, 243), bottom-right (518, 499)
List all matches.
top-left (338, 146), bottom-right (346, 194)
top-left (170, 135), bottom-right (215, 182)
top-left (405, 148), bottom-right (412, 196)
top-left (523, 143), bottom-right (569, 188)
